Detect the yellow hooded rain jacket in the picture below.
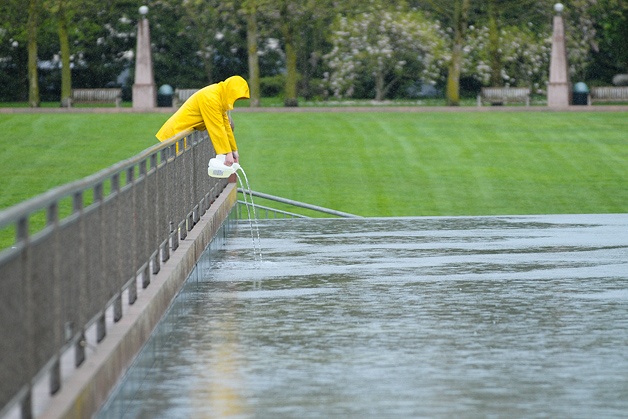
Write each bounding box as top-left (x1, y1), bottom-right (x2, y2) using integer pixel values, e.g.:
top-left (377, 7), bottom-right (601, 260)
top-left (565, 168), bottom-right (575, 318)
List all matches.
top-left (156, 76), bottom-right (250, 155)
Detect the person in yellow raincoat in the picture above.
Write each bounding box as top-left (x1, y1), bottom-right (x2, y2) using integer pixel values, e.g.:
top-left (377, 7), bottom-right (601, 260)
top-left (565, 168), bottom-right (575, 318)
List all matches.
top-left (156, 75), bottom-right (250, 166)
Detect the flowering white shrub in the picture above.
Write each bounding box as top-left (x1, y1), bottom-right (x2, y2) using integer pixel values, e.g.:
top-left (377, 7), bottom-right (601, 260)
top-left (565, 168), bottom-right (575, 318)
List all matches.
top-left (462, 25), bottom-right (552, 93)
top-left (462, 11), bottom-right (594, 92)
top-left (323, 10), bottom-right (450, 100)
top-left (324, 5), bottom-right (596, 98)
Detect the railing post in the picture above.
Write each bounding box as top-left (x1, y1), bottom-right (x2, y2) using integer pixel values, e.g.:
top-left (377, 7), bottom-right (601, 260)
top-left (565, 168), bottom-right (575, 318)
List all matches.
top-left (170, 221), bottom-right (178, 251)
top-left (128, 277), bottom-right (137, 305)
top-left (16, 216), bottom-right (28, 242)
top-left (71, 192), bottom-right (87, 369)
top-left (93, 182), bottom-right (108, 343)
top-left (112, 295), bottom-right (122, 324)
top-left (179, 220), bottom-right (187, 241)
top-left (47, 200), bottom-right (63, 397)
top-left (96, 314), bottom-right (106, 343)
top-left (20, 389), bottom-right (32, 419)
top-left (110, 172), bottom-right (126, 319)
top-left (142, 263), bottom-right (150, 289)
top-left (149, 152), bottom-right (159, 274)
top-left (47, 202), bottom-right (58, 226)
top-left (125, 167), bottom-right (137, 305)
top-left (76, 331), bottom-right (86, 367)
top-left (73, 191), bottom-right (83, 213)
top-left (159, 148), bottom-right (170, 265)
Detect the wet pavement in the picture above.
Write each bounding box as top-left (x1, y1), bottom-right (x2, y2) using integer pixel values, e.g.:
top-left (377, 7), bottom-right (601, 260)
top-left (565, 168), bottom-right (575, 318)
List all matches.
top-left (98, 214), bottom-right (628, 418)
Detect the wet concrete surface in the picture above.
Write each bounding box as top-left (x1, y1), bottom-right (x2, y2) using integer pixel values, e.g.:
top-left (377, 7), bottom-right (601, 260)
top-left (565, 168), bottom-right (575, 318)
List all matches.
top-left (98, 214), bottom-right (628, 418)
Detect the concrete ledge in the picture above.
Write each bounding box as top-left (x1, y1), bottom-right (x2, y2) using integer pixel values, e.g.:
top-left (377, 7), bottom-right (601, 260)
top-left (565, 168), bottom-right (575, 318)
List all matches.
top-left (40, 183), bottom-right (237, 419)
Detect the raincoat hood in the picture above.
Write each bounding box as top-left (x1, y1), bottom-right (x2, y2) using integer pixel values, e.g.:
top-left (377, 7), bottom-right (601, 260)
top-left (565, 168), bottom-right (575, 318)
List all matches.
top-left (222, 76), bottom-right (250, 110)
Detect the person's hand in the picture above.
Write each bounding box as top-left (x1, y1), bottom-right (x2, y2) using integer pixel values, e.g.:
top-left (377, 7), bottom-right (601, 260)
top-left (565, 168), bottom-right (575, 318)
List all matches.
top-left (232, 151), bottom-right (239, 164)
top-left (224, 152), bottom-right (235, 166)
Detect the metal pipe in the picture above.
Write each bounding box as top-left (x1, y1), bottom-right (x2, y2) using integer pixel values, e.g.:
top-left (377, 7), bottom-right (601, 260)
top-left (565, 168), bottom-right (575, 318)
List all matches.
top-left (237, 189), bottom-right (362, 218)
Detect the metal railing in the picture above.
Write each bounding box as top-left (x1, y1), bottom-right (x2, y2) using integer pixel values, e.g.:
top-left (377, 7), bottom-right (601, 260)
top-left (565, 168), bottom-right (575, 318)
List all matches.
top-left (236, 189), bottom-right (362, 219)
top-left (0, 129), bottom-right (228, 418)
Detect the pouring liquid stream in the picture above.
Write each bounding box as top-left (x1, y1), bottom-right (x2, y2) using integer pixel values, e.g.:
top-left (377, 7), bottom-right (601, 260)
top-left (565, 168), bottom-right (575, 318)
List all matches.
top-left (235, 169), bottom-right (263, 263)
top-left (207, 154), bottom-right (262, 262)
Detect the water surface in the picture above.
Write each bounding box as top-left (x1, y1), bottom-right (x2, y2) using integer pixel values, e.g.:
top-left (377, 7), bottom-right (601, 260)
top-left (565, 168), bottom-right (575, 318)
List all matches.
top-left (99, 215), bottom-right (628, 418)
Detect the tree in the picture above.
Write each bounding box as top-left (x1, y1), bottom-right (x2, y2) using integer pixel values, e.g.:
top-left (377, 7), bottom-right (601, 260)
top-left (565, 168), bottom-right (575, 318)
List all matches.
top-left (259, 0), bottom-right (335, 106)
top-left (324, 9), bottom-right (448, 100)
top-left (463, 24), bottom-right (551, 92)
top-left (277, 0), bottom-right (299, 106)
top-left (477, 0), bottom-right (549, 87)
top-left (468, 0), bottom-right (604, 89)
top-left (180, 0), bottom-right (224, 83)
top-left (446, 0), bottom-right (471, 106)
top-left (486, 0), bottom-right (501, 86)
top-left (420, 0), bottom-right (472, 106)
top-left (149, 0), bottom-right (205, 89)
top-left (562, 0), bottom-right (602, 82)
top-left (27, 0), bottom-right (41, 107)
top-left (46, 0), bottom-right (74, 106)
top-left (0, 0), bottom-right (29, 101)
top-left (1, 0), bottom-right (622, 103)
top-left (244, 0), bottom-right (261, 106)
top-left (589, 0), bottom-right (628, 81)
top-left (69, 1), bottom-right (137, 90)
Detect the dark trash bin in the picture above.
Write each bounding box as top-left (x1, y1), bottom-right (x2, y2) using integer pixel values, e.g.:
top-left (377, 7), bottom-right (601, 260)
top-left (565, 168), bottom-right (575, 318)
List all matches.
top-left (573, 82), bottom-right (589, 106)
top-left (157, 84), bottom-right (174, 107)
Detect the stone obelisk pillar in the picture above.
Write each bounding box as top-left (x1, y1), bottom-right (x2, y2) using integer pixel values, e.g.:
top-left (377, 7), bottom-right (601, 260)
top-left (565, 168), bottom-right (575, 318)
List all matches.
top-left (133, 5), bottom-right (156, 109)
top-left (547, 3), bottom-right (571, 107)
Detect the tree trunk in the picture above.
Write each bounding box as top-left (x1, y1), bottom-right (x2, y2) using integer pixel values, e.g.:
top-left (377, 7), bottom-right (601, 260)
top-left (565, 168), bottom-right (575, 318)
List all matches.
top-left (283, 34), bottom-right (298, 107)
top-left (447, 41), bottom-right (462, 106)
top-left (375, 70), bottom-right (399, 101)
top-left (58, 0), bottom-right (72, 107)
top-left (280, 3), bottom-right (298, 107)
top-left (246, 0), bottom-right (260, 107)
top-left (487, 0), bottom-right (502, 87)
top-left (446, 0), bottom-right (470, 106)
top-left (28, 0), bottom-right (40, 107)
top-left (375, 70), bottom-right (384, 101)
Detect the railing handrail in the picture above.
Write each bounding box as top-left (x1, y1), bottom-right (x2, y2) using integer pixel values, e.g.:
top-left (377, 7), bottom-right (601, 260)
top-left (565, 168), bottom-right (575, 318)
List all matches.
top-left (0, 129), bottom-right (194, 230)
top-left (237, 188), bottom-right (362, 218)
top-left (237, 200), bottom-right (309, 218)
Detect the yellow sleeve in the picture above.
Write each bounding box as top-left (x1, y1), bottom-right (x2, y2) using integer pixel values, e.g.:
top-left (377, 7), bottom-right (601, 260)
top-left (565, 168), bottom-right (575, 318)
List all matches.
top-left (199, 96), bottom-right (232, 154)
top-left (223, 112), bottom-right (237, 152)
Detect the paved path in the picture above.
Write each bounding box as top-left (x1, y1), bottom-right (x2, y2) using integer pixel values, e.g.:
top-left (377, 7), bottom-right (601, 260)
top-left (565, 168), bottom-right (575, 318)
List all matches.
top-left (1, 105), bottom-right (627, 114)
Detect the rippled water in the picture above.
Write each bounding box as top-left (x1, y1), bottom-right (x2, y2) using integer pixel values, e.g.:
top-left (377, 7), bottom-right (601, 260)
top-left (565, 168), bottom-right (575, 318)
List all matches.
top-left (99, 215), bottom-right (628, 418)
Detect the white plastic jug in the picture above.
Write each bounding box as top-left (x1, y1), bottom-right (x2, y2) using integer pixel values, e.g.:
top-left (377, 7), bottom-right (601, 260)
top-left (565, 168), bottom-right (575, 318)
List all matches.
top-left (207, 154), bottom-right (241, 178)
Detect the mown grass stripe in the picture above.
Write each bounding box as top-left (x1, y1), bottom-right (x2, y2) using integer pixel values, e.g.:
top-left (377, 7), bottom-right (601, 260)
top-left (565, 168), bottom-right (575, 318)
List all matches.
top-left (1, 111), bottom-right (626, 219)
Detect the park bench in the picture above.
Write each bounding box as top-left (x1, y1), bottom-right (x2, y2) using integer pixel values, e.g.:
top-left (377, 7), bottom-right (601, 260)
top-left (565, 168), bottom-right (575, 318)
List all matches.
top-left (173, 88), bottom-right (199, 107)
top-left (588, 86), bottom-right (628, 105)
top-left (477, 87), bottom-right (531, 106)
top-left (70, 88), bottom-right (122, 107)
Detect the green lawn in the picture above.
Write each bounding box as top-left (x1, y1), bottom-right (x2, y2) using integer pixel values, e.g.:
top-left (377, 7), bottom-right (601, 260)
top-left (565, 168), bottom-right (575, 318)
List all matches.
top-left (0, 113), bottom-right (167, 209)
top-left (0, 111), bottom-right (626, 220)
top-left (235, 111), bottom-right (627, 216)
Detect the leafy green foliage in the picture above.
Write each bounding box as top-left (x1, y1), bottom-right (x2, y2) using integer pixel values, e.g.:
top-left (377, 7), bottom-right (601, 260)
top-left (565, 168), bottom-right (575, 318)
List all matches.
top-left (0, 0), bottom-right (625, 103)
